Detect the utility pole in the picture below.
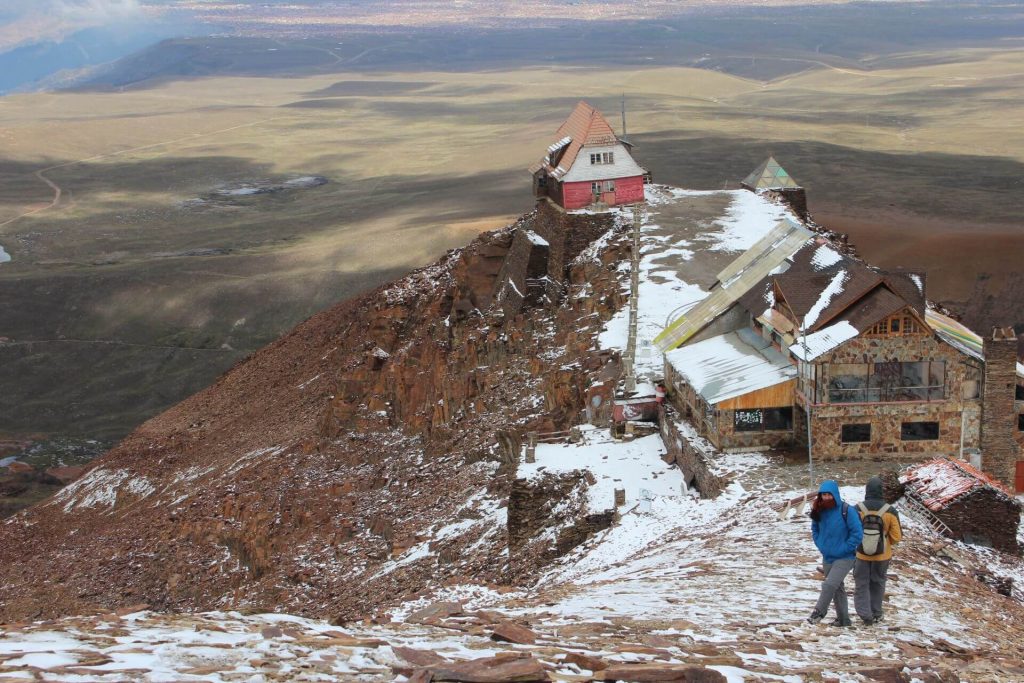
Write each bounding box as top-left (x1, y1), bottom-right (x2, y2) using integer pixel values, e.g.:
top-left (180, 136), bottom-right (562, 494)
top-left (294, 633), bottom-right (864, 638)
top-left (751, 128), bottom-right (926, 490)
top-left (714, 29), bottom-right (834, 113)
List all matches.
top-left (623, 204), bottom-right (642, 393)
top-left (621, 93), bottom-right (627, 140)
top-left (801, 321), bottom-right (814, 487)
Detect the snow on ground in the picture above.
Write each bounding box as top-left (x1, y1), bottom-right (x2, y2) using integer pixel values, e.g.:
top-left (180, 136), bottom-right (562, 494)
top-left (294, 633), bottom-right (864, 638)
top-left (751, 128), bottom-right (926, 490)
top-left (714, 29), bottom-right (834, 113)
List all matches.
top-left (49, 468), bottom-right (155, 513)
top-left (703, 189), bottom-right (795, 253)
top-left (519, 424), bottom-right (681, 514)
top-left (599, 185), bottom-right (798, 382)
top-left (0, 245), bottom-right (10, 264)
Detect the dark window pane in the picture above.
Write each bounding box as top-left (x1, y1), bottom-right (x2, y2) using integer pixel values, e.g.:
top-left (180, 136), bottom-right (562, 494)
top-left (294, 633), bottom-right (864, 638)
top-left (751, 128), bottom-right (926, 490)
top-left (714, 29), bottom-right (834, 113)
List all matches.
top-left (901, 421), bottom-right (939, 440)
top-left (1018, 414), bottom-right (1024, 431)
top-left (841, 424), bottom-right (871, 443)
top-left (764, 407), bottom-right (793, 431)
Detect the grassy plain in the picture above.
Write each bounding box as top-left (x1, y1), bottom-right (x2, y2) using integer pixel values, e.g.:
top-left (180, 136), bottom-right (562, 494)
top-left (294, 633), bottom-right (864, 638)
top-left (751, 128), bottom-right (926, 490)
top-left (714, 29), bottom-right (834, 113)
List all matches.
top-left (1, 43), bottom-right (1023, 440)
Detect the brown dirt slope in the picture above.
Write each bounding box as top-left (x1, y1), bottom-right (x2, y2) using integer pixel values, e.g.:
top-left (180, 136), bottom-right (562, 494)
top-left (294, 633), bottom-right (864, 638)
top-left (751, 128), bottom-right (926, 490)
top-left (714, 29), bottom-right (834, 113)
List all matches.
top-left (0, 208), bottom-right (629, 623)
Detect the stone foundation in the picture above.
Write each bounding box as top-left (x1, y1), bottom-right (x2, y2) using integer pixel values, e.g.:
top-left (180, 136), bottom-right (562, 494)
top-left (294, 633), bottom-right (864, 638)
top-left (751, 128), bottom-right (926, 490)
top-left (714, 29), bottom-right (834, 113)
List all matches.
top-left (658, 406), bottom-right (724, 498)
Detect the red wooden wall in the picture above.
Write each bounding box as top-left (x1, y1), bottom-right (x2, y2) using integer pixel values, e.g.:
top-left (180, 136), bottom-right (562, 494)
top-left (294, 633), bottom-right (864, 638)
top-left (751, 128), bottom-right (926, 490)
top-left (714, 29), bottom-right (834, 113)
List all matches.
top-left (561, 175), bottom-right (644, 210)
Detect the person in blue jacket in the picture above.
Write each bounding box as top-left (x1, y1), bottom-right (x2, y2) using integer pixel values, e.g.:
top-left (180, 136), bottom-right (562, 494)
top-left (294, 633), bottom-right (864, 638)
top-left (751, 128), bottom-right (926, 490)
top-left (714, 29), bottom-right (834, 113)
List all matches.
top-left (808, 479), bottom-right (863, 627)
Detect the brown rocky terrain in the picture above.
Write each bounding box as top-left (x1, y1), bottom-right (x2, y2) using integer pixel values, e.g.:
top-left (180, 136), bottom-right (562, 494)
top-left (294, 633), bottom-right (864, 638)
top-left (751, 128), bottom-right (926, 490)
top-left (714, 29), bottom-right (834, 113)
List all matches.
top-left (0, 202), bottom-right (627, 624)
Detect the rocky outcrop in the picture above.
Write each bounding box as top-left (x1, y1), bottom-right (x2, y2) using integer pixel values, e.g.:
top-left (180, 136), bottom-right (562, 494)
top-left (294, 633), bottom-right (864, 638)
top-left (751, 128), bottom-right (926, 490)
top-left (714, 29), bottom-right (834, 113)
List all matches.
top-left (0, 208), bottom-right (632, 624)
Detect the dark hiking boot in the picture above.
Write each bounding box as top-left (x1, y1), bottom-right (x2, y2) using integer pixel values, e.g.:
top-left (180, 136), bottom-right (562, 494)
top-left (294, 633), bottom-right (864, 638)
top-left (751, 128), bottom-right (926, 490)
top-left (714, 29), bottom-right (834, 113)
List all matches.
top-left (807, 612), bottom-right (824, 625)
top-left (861, 617), bottom-right (875, 626)
top-left (873, 613), bottom-right (884, 623)
top-left (830, 617), bottom-right (852, 627)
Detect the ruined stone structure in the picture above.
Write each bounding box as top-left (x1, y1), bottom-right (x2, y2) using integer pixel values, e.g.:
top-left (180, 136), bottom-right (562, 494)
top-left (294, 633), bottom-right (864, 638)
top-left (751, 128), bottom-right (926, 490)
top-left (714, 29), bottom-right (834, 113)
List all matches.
top-left (897, 458), bottom-right (1021, 554)
top-left (491, 199), bottom-right (615, 318)
top-left (981, 328), bottom-right (1020, 489)
top-left (657, 405), bottom-right (724, 498)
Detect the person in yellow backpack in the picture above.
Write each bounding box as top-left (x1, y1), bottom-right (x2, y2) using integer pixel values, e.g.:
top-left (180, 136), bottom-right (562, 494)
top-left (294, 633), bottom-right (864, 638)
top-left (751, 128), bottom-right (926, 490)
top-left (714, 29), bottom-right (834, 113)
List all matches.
top-left (853, 476), bottom-right (902, 625)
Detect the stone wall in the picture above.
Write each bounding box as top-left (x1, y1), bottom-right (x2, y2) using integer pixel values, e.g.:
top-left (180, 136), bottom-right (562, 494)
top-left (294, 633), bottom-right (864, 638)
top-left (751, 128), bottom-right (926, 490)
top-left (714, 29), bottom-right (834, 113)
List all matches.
top-left (762, 188), bottom-right (808, 221)
top-left (981, 329), bottom-right (1020, 489)
top-left (492, 228), bottom-right (551, 318)
top-left (658, 405), bottom-right (724, 498)
top-left (531, 199), bottom-right (616, 283)
top-left (938, 488), bottom-right (1021, 555)
top-left (802, 333), bottom-right (983, 460)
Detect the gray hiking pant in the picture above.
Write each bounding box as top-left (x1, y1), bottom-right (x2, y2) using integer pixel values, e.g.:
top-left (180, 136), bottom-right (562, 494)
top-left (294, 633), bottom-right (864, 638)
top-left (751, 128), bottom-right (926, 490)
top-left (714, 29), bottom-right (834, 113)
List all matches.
top-left (813, 558), bottom-right (854, 620)
top-left (854, 559), bottom-right (890, 621)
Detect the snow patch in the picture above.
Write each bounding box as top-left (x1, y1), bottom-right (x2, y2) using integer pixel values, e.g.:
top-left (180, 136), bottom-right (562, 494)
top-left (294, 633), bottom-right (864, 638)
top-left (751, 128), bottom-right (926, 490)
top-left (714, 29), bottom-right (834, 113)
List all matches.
top-left (802, 269), bottom-right (848, 329)
top-left (51, 468), bottom-right (155, 513)
top-left (789, 320), bottom-right (860, 361)
top-left (810, 243), bottom-right (843, 270)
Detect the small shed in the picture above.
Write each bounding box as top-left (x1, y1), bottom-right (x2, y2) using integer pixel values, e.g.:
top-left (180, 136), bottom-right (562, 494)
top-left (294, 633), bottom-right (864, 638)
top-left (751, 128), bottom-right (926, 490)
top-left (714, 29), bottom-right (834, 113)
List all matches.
top-left (664, 327), bottom-right (797, 451)
top-left (899, 457), bottom-right (1021, 554)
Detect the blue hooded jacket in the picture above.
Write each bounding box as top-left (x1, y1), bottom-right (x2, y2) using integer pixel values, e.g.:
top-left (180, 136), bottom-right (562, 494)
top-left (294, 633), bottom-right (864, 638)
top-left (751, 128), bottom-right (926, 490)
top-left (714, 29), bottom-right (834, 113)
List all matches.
top-left (811, 480), bottom-right (863, 563)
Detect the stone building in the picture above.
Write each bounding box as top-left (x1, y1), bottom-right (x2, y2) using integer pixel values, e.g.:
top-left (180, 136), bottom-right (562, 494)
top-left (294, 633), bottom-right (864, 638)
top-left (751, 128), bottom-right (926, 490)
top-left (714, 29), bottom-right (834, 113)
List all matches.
top-left (661, 233), bottom-right (1024, 484)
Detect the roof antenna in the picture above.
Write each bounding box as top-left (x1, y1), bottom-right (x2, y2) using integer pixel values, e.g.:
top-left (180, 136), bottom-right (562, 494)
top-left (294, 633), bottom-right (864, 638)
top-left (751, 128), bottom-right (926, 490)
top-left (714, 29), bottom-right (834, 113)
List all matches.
top-left (621, 93), bottom-right (627, 140)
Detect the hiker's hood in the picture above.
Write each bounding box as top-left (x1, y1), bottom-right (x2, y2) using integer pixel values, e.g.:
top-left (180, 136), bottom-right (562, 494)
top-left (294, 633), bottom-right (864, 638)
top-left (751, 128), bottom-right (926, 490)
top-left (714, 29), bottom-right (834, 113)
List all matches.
top-left (865, 476), bottom-right (884, 501)
top-left (818, 479), bottom-right (842, 503)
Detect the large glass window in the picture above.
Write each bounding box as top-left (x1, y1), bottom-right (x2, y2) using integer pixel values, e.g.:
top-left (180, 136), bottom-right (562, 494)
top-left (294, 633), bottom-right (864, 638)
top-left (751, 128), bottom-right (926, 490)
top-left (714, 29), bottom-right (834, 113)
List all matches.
top-left (828, 361), bottom-right (945, 403)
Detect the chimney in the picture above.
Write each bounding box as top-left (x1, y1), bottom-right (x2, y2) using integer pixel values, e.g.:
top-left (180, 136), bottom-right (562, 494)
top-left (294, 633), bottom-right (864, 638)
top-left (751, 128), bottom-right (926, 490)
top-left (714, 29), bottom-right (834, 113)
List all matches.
top-left (980, 326), bottom-right (1019, 489)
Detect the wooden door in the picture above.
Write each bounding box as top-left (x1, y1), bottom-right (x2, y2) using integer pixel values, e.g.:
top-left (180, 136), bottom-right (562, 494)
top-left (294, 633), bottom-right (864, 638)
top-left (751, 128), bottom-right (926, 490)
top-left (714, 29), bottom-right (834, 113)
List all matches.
top-left (1016, 460), bottom-right (1024, 493)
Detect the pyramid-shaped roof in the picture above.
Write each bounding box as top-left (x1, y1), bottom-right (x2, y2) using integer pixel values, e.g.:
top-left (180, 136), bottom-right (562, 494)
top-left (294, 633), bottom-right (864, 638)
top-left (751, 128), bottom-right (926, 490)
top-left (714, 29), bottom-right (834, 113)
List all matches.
top-left (742, 156), bottom-right (802, 190)
top-left (530, 101), bottom-right (621, 179)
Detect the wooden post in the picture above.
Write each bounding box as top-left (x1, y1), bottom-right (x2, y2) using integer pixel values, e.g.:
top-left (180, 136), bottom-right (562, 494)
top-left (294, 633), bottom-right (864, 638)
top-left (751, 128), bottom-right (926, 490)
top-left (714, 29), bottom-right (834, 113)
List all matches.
top-left (614, 488), bottom-right (626, 507)
top-left (526, 432), bottom-right (537, 463)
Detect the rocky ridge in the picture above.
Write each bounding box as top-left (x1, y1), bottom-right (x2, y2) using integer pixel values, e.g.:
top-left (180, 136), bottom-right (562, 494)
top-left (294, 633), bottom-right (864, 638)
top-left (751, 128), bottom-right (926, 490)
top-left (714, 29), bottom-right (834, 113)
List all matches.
top-left (0, 201), bottom-right (629, 624)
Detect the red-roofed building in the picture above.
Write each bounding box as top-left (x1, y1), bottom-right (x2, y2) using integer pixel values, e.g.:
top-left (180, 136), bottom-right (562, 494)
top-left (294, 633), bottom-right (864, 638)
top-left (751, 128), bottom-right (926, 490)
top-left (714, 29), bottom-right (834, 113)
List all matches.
top-left (530, 101), bottom-right (647, 210)
top-left (899, 457), bottom-right (1020, 554)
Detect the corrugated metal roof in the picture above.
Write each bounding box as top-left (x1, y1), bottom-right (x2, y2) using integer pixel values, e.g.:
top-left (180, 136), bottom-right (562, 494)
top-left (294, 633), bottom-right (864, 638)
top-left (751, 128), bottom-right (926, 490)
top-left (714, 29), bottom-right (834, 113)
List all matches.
top-left (926, 309), bottom-right (1024, 378)
top-left (665, 327), bottom-right (797, 405)
top-left (654, 219), bottom-right (813, 352)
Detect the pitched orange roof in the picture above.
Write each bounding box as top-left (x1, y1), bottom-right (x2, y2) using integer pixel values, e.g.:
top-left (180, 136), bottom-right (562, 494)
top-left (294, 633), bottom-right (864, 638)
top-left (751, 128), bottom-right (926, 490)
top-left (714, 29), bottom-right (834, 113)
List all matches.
top-left (531, 101), bottom-right (620, 179)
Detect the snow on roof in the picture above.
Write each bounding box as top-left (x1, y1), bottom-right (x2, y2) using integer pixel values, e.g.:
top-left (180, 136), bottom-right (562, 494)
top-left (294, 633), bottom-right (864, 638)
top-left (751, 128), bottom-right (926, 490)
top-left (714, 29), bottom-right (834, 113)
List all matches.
top-left (801, 269), bottom-right (847, 329)
top-left (810, 243), bottom-right (843, 270)
top-left (788, 320), bottom-right (859, 361)
top-left (910, 273), bottom-right (924, 293)
top-left (901, 458), bottom-right (1017, 511)
top-left (665, 328), bottom-right (797, 405)
top-left (547, 135), bottom-right (572, 154)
